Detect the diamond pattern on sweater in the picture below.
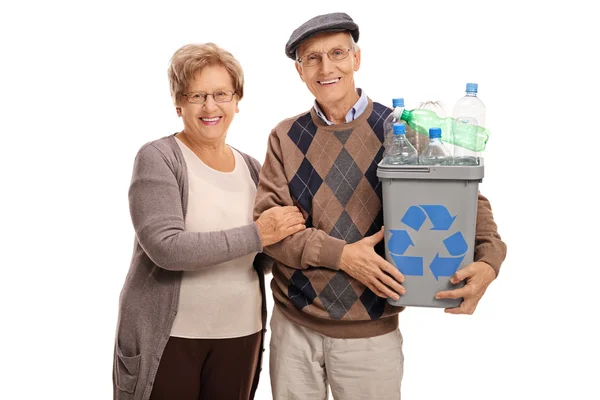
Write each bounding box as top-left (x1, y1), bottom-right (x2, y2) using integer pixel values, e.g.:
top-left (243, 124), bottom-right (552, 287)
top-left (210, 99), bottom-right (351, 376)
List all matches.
top-left (325, 148), bottom-right (363, 207)
top-left (280, 103), bottom-right (392, 321)
top-left (305, 132), bottom-right (342, 179)
top-left (288, 112), bottom-right (318, 155)
top-left (319, 271), bottom-right (358, 320)
top-left (315, 186), bottom-right (344, 232)
top-left (289, 158), bottom-right (323, 214)
top-left (334, 128), bottom-right (353, 145)
top-left (367, 102), bottom-right (391, 142)
top-left (365, 158), bottom-right (382, 193)
top-left (330, 210), bottom-right (363, 244)
top-left (360, 287), bottom-right (387, 319)
top-left (346, 177), bottom-right (381, 236)
top-left (288, 270), bottom-right (317, 310)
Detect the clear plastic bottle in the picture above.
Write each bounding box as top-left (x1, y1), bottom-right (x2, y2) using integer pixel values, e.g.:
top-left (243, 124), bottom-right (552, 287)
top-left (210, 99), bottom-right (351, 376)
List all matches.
top-left (452, 83), bottom-right (486, 165)
top-left (418, 100), bottom-right (451, 155)
top-left (382, 123), bottom-right (418, 165)
top-left (419, 127), bottom-right (452, 165)
top-left (383, 98), bottom-right (405, 155)
top-left (418, 100), bottom-right (448, 117)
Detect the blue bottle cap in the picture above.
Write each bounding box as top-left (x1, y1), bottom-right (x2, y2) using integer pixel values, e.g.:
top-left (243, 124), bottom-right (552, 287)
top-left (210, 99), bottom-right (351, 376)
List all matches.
top-left (429, 127), bottom-right (442, 138)
top-left (392, 98), bottom-right (404, 108)
top-left (393, 123), bottom-right (406, 135)
top-left (466, 83), bottom-right (478, 93)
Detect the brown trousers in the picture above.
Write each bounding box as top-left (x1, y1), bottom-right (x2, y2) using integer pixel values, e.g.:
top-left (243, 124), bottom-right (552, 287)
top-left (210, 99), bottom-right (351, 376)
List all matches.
top-left (149, 331), bottom-right (262, 400)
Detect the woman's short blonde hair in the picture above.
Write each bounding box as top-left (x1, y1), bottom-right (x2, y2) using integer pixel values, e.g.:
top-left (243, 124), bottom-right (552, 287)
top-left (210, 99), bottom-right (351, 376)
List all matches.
top-left (168, 43), bottom-right (244, 106)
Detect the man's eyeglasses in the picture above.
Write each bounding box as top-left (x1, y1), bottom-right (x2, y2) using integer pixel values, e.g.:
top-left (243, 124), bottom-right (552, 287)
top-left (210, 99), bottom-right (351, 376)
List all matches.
top-left (182, 90), bottom-right (236, 104)
top-left (296, 48), bottom-right (353, 67)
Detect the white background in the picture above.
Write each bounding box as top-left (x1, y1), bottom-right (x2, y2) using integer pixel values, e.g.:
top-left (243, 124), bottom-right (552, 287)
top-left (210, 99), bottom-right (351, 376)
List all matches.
top-left (1, 0), bottom-right (599, 399)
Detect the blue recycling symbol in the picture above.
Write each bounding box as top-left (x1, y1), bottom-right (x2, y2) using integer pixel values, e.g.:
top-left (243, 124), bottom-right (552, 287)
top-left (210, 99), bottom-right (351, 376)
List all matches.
top-left (388, 205), bottom-right (468, 280)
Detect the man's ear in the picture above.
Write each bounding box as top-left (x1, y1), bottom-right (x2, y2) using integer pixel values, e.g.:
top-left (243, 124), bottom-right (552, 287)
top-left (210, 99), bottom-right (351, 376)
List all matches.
top-left (295, 62), bottom-right (305, 82)
top-left (353, 48), bottom-right (361, 71)
top-left (176, 107), bottom-right (182, 117)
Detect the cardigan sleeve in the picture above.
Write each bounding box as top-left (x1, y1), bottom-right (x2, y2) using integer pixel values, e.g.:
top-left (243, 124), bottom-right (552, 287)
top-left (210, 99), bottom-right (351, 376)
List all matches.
top-left (128, 143), bottom-right (263, 271)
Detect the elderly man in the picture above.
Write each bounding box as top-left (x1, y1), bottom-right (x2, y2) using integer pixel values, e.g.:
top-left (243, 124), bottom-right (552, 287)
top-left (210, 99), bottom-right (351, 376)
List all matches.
top-left (254, 12), bottom-right (507, 399)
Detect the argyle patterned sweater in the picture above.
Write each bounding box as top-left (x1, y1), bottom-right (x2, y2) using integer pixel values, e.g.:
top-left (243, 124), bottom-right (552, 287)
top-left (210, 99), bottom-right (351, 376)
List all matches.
top-left (254, 98), bottom-right (507, 338)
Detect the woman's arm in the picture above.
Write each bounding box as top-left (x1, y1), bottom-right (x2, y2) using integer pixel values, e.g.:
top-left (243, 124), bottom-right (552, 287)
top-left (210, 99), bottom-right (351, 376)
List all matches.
top-left (128, 143), bottom-right (263, 271)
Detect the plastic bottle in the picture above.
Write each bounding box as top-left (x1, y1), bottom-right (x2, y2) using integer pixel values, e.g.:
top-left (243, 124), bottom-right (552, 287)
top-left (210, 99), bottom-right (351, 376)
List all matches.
top-left (382, 123), bottom-right (418, 165)
top-left (419, 127), bottom-right (452, 165)
top-left (452, 83), bottom-right (486, 165)
top-left (400, 109), bottom-right (489, 153)
top-left (383, 98), bottom-right (405, 155)
top-left (418, 100), bottom-right (451, 155)
top-left (413, 100), bottom-right (448, 154)
top-left (418, 100), bottom-right (448, 117)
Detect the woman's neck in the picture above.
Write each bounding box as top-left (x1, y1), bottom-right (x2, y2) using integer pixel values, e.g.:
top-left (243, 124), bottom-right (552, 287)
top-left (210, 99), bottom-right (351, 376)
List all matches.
top-left (176, 131), bottom-right (234, 172)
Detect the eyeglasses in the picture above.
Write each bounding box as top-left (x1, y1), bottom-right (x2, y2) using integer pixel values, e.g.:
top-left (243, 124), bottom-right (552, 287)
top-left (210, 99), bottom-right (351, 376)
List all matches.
top-left (182, 90), bottom-right (236, 104)
top-left (296, 48), bottom-right (353, 67)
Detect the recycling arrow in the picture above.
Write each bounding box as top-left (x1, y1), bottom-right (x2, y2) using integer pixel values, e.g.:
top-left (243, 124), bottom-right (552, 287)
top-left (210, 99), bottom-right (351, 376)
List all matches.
top-left (443, 232), bottom-right (468, 256)
top-left (390, 255), bottom-right (424, 276)
top-left (388, 230), bottom-right (414, 255)
top-left (420, 205), bottom-right (457, 230)
top-left (401, 206), bottom-right (427, 232)
top-left (429, 253), bottom-right (464, 280)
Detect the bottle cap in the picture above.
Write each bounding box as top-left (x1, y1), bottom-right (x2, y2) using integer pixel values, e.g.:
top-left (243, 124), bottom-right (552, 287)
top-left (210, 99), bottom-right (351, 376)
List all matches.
top-left (393, 123), bottom-right (406, 135)
top-left (466, 83), bottom-right (478, 93)
top-left (392, 98), bottom-right (405, 108)
top-left (429, 127), bottom-right (442, 138)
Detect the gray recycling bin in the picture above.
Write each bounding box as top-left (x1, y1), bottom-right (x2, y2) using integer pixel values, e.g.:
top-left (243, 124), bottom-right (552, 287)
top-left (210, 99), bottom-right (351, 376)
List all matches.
top-left (377, 160), bottom-right (484, 308)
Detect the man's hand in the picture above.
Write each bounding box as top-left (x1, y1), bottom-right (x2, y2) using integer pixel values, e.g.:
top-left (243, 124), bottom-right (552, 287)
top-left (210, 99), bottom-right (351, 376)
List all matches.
top-left (339, 227), bottom-right (405, 300)
top-left (435, 261), bottom-right (496, 314)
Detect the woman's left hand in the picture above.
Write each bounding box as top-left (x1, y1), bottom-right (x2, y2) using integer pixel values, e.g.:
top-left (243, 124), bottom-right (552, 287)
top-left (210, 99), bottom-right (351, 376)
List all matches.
top-left (255, 206), bottom-right (306, 247)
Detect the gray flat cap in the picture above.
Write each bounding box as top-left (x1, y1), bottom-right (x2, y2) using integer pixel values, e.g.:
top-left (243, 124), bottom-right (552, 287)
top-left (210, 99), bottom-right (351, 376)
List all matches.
top-left (285, 12), bottom-right (359, 60)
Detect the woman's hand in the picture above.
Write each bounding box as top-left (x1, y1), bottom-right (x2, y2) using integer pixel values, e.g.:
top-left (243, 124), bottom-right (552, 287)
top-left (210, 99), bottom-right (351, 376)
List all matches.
top-left (256, 206), bottom-right (306, 247)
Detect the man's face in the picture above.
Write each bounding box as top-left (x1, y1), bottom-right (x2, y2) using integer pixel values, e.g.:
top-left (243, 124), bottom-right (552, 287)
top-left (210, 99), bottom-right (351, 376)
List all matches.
top-left (295, 32), bottom-right (361, 108)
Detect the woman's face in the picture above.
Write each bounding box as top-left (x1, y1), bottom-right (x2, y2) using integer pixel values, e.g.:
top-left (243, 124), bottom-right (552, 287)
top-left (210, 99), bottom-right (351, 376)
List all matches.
top-left (179, 64), bottom-right (239, 143)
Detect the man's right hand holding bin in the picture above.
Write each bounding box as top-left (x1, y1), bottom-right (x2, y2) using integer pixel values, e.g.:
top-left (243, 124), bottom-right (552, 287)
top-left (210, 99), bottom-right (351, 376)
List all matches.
top-left (339, 226), bottom-right (406, 301)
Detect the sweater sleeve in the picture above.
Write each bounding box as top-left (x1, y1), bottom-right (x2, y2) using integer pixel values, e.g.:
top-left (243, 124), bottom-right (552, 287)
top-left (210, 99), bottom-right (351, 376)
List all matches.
top-left (253, 130), bottom-right (346, 270)
top-left (473, 192), bottom-right (507, 276)
top-left (129, 143), bottom-right (263, 271)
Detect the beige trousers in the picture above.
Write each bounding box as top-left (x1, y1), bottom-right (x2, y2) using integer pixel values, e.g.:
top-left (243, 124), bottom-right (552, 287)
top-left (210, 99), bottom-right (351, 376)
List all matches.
top-left (269, 306), bottom-right (404, 400)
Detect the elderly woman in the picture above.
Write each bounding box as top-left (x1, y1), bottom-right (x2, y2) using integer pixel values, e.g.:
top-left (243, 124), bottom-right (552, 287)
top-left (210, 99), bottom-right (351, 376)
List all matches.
top-left (112, 43), bottom-right (305, 400)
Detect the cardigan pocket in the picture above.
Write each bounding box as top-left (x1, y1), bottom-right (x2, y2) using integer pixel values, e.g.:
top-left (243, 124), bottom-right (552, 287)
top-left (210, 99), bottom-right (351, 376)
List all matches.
top-left (115, 347), bottom-right (142, 394)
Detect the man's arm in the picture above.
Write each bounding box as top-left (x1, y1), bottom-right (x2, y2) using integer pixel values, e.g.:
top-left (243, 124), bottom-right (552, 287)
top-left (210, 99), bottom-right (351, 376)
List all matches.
top-left (473, 192), bottom-right (508, 277)
top-left (253, 128), bottom-right (406, 300)
top-left (253, 130), bottom-right (346, 270)
top-left (435, 192), bottom-right (507, 313)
